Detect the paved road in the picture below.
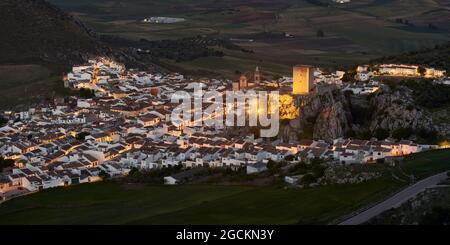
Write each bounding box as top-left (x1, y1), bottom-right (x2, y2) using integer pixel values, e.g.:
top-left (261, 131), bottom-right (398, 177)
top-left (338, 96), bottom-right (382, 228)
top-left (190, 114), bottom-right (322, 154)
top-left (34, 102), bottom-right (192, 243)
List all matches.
top-left (339, 171), bottom-right (449, 225)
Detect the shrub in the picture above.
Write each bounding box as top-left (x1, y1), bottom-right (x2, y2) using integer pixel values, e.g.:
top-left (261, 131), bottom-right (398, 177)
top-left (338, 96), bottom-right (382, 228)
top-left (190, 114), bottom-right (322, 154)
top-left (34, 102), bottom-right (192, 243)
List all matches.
top-left (312, 164), bottom-right (326, 178)
top-left (392, 127), bottom-right (413, 140)
top-left (0, 117), bottom-right (7, 127)
top-left (374, 128), bottom-right (390, 140)
top-left (284, 155), bottom-right (295, 161)
top-left (0, 157), bottom-right (15, 171)
top-left (300, 174), bottom-right (317, 185)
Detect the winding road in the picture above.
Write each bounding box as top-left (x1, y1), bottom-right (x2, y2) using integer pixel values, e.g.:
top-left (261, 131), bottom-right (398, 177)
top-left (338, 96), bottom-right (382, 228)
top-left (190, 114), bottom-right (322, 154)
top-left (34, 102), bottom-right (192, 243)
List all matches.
top-left (339, 171), bottom-right (449, 225)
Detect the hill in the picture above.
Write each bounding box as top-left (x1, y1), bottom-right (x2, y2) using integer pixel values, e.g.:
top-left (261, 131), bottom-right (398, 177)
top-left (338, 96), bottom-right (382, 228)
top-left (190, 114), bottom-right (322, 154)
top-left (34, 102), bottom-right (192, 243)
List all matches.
top-left (0, 0), bottom-right (154, 109)
top-left (0, 0), bottom-right (107, 65)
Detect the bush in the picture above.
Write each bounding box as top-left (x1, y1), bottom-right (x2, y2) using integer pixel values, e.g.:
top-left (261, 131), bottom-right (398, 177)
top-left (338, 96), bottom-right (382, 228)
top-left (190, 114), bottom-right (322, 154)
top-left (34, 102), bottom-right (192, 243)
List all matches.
top-left (312, 164), bottom-right (326, 178)
top-left (284, 155), bottom-right (295, 161)
top-left (267, 160), bottom-right (283, 174)
top-left (0, 117), bottom-right (7, 127)
top-left (78, 88), bottom-right (95, 98)
top-left (300, 174), bottom-right (316, 185)
top-left (310, 157), bottom-right (324, 165)
top-left (392, 127), bottom-right (413, 140)
top-left (99, 170), bottom-right (109, 179)
top-left (76, 132), bottom-right (90, 141)
top-left (376, 158), bottom-right (385, 164)
top-left (416, 128), bottom-right (438, 143)
top-left (374, 128), bottom-right (390, 140)
top-left (405, 104), bottom-right (415, 111)
top-left (358, 130), bottom-right (373, 140)
top-left (288, 162), bottom-right (308, 174)
top-left (0, 157), bottom-right (15, 171)
top-left (402, 79), bottom-right (450, 108)
top-left (420, 207), bottom-right (450, 225)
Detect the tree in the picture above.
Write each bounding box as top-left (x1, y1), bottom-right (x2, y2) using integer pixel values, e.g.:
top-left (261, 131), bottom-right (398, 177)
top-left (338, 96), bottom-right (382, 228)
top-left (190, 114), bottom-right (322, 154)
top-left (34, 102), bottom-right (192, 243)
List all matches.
top-left (416, 128), bottom-right (437, 142)
top-left (0, 157), bottom-right (15, 171)
top-left (284, 155), bottom-right (295, 161)
top-left (358, 130), bottom-right (373, 140)
top-left (374, 128), bottom-right (389, 140)
top-left (0, 117), bottom-right (7, 127)
top-left (128, 167), bottom-right (139, 176)
top-left (310, 157), bottom-right (324, 165)
top-left (76, 132), bottom-right (90, 141)
top-left (300, 174), bottom-right (316, 185)
top-left (78, 88), bottom-right (95, 98)
top-left (420, 207), bottom-right (450, 225)
top-left (417, 66), bottom-right (427, 76)
top-left (312, 164), bottom-right (326, 178)
top-left (392, 127), bottom-right (413, 140)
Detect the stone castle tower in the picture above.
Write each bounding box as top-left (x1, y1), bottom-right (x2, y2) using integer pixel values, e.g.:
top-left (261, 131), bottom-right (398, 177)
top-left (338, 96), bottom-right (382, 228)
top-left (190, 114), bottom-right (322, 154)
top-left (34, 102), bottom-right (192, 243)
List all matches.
top-left (293, 65), bottom-right (314, 95)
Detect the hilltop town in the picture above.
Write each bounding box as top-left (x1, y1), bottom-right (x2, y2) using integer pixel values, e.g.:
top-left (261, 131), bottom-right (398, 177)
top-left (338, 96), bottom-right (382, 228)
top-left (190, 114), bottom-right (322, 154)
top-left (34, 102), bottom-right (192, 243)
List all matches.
top-left (0, 58), bottom-right (448, 201)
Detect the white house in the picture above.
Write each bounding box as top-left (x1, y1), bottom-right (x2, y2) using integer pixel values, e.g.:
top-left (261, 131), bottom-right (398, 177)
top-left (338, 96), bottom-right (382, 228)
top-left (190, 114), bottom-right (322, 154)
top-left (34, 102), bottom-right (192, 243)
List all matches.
top-left (164, 176), bottom-right (178, 185)
top-left (246, 162), bottom-right (267, 174)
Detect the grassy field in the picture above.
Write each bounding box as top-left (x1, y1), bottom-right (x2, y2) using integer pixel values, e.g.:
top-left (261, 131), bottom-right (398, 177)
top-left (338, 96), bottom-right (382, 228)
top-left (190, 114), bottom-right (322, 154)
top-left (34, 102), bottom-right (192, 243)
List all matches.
top-left (0, 150), bottom-right (449, 224)
top-left (400, 149), bottom-right (450, 179)
top-left (0, 177), bottom-right (402, 225)
top-left (0, 63), bottom-right (90, 110)
top-left (0, 64), bottom-right (61, 109)
top-left (47, 0), bottom-right (450, 77)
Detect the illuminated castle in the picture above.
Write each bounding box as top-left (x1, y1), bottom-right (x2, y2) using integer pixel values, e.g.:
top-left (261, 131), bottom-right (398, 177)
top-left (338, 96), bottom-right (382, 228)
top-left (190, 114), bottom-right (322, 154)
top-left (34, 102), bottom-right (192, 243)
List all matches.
top-left (292, 65), bottom-right (314, 95)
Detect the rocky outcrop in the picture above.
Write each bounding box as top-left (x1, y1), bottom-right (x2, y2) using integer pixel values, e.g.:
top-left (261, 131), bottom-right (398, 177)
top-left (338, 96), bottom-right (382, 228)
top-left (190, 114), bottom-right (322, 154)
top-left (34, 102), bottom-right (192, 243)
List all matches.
top-left (294, 87), bottom-right (353, 141)
top-left (369, 86), bottom-right (435, 132)
top-left (313, 101), bottom-right (350, 140)
top-left (286, 83), bottom-right (447, 142)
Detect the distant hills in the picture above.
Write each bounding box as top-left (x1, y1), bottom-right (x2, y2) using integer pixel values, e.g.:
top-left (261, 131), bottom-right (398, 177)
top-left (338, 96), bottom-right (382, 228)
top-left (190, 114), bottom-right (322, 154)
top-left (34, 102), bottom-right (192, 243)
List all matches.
top-left (0, 0), bottom-right (108, 65)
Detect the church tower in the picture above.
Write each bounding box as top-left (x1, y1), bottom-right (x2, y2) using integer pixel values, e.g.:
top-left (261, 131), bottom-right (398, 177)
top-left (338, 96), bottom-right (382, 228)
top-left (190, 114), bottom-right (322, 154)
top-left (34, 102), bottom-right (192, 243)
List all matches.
top-left (254, 66), bottom-right (261, 85)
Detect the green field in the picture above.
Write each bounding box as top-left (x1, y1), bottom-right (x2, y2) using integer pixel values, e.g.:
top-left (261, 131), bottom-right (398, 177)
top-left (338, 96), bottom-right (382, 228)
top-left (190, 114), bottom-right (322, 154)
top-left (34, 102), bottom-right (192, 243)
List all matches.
top-left (0, 64), bottom-right (61, 109)
top-left (2, 0), bottom-right (449, 108)
top-left (401, 149), bottom-right (450, 179)
top-left (0, 150), bottom-right (449, 225)
top-left (47, 0), bottom-right (450, 76)
top-left (0, 64), bottom-right (77, 110)
top-left (0, 178), bottom-right (402, 225)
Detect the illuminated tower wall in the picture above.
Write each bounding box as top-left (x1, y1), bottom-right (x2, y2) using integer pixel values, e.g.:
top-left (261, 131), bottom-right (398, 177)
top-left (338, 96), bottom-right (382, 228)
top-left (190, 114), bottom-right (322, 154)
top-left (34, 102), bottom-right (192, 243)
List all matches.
top-left (292, 65), bottom-right (314, 95)
top-left (239, 75), bottom-right (247, 89)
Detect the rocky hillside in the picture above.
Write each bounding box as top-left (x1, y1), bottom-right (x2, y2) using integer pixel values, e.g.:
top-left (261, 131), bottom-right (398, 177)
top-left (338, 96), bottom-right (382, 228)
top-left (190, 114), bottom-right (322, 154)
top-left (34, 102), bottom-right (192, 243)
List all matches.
top-left (289, 87), bottom-right (353, 141)
top-left (369, 86), bottom-right (433, 132)
top-left (286, 83), bottom-right (449, 142)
